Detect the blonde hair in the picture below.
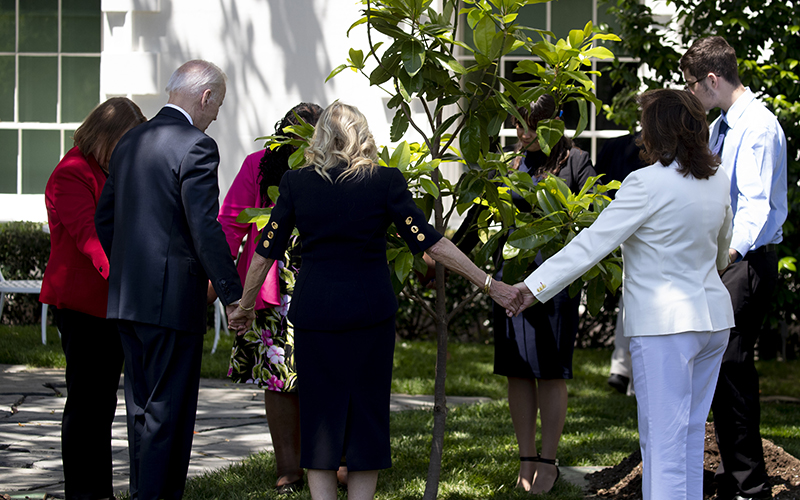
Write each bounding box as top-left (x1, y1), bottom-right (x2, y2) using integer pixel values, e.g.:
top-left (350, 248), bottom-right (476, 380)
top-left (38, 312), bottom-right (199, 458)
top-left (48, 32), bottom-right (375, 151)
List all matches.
top-left (304, 102), bottom-right (378, 182)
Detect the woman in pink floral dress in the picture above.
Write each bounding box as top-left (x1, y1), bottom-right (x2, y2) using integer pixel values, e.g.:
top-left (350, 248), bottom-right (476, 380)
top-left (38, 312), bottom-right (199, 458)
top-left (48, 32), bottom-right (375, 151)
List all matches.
top-left (218, 103), bottom-right (322, 493)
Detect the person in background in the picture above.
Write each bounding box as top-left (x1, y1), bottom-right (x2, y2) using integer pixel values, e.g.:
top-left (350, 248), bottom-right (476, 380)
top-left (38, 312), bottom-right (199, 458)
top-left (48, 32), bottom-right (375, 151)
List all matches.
top-left (681, 35), bottom-right (788, 500)
top-left (228, 102), bottom-right (523, 500)
top-left (452, 93), bottom-right (595, 494)
top-left (40, 97), bottom-right (146, 500)
top-left (95, 60), bottom-right (243, 500)
top-left (217, 102), bottom-right (325, 493)
top-left (594, 132), bottom-right (647, 396)
top-left (512, 89), bottom-right (734, 500)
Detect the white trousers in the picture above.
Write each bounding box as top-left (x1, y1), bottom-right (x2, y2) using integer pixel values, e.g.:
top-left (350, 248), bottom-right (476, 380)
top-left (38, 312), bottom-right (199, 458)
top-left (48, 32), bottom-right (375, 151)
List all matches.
top-left (630, 329), bottom-right (729, 500)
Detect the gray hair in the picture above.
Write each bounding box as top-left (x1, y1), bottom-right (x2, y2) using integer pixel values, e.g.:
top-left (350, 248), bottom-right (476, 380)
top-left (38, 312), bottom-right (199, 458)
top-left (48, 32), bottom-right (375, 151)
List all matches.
top-left (165, 59), bottom-right (227, 103)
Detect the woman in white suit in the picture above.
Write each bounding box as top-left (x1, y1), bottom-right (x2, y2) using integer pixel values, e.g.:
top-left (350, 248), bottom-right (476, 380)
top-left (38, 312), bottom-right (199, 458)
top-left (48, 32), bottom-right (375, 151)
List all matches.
top-left (511, 89), bottom-right (735, 500)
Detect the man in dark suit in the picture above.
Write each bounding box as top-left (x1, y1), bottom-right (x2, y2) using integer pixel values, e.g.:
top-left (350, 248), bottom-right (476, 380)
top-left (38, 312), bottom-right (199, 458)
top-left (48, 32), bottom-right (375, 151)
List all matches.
top-left (95, 60), bottom-right (243, 500)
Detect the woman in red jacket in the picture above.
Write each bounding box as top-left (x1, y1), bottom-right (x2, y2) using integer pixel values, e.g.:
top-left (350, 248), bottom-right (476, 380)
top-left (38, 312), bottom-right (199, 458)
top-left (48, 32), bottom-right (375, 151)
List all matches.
top-left (40, 97), bottom-right (145, 500)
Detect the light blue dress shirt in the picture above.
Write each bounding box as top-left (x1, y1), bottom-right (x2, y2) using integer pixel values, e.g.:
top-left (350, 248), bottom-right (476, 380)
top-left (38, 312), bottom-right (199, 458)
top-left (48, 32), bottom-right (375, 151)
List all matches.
top-left (711, 88), bottom-right (788, 257)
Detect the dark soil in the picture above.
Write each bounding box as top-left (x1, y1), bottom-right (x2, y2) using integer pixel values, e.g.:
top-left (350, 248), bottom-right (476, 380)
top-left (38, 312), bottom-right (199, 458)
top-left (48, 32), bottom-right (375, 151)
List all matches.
top-left (586, 423), bottom-right (800, 499)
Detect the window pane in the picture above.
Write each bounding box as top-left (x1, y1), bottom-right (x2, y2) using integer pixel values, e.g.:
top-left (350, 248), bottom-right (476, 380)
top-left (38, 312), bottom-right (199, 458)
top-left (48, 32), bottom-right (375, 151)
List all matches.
top-left (0, 55), bottom-right (13, 121)
top-left (596, 62), bottom-right (631, 130)
top-left (0, 129), bottom-right (18, 193)
top-left (63, 129), bottom-right (76, 149)
top-left (62, 0), bottom-right (101, 53)
top-left (19, 0), bottom-right (58, 53)
top-left (0, 0), bottom-right (15, 52)
top-left (19, 56), bottom-right (57, 122)
top-left (62, 56), bottom-right (100, 122)
top-left (509, 3), bottom-right (548, 56)
top-left (551, 0), bottom-right (592, 41)
top-left (22, 129), bottom-right (59, 194)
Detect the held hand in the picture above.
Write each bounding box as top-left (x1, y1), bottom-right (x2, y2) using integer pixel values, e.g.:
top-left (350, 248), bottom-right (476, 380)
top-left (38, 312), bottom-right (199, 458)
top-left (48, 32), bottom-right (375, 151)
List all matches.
top-left (506, 282), bottom-right (537, 317)
top-left (488, 279), bottom-right (523, 314)
top-left (226, 303), bottom-right (255, 335)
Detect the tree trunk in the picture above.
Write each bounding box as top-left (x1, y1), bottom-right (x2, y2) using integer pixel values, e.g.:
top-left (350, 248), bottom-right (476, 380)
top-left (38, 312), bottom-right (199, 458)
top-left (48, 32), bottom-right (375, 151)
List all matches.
top-left (423, 167), bottom-right (449, 500)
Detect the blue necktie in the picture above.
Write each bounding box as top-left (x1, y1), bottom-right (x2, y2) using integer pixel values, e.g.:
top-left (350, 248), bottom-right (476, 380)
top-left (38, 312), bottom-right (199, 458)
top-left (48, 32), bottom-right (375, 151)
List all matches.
top-left (712, 119), bottom-right (729, 156)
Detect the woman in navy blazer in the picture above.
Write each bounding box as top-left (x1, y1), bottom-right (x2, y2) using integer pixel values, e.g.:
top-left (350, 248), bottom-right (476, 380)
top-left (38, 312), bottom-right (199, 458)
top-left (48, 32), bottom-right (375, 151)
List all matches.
top-left (40, 97), bottom-right (145, 500)
top-left (513, 90), bottom-right (735, 500)
top-left (228, 102), bottom-right (523, 500)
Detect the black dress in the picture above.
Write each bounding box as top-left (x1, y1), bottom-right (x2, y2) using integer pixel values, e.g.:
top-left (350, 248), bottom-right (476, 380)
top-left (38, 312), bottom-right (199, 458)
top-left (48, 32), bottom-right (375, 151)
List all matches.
top-left (456, 147), bottom-right (596, 379)
top-left (255, 164), bottom-right (442, 471)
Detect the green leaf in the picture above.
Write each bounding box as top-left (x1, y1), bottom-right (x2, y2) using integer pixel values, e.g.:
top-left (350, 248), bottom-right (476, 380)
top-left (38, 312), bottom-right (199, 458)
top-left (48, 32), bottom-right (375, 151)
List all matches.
top-left (581, 46), bottom-right (615, 60)
top-left (401, 40), bottom-right (426, 77)
top-left (460, 117), bottom-right (481, 164)
top-left (267, 186), bottom-right (280, 204)
top-left (575, 99), bottom-right (588, 138)
top-left (501, 256), bottom-right (530, 283)
top-left (568, 29), bottom-right (585, 49)
top-left (507, 225), bottom-right (559, 250)
top-left (473, 15), bottom-right (495, 55)
top-left (779, 256), bottom-right (797, 273)
top-left (536, 119), bottom-right (565, 156)
top-left (474, 229), bottom-right (504, 267)
top-left (394, 250), bottom-right (415, 282)
top-left (325, 63), bottom-right (350, 82)
top-left (390, 109), bottom-right (410, 142)
top-left (432, 113), bottom-right (460, 141)
top-left (419, 177), bottom-right (440, 198)
top-left (390, 141), bottom-right (412, 170)
top-left (585, 275), bottom-right (606, 315)
top-left (349, 48), bottom-right (365, 69)
top-left (288, 147), bottom-right (306, 168)
top-left (347, 16), bottom-right (368, 36)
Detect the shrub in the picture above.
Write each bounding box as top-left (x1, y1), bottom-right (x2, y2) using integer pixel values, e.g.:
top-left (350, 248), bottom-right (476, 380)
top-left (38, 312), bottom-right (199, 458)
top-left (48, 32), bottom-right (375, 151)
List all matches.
top-left (0, 221), bottom-right (51, 325)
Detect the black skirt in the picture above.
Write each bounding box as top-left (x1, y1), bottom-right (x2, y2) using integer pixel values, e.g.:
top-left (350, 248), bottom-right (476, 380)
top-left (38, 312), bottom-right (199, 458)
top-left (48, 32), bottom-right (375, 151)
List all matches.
top-left (493, 287), bottom-right (579, 379)
top-left (295, 315), bottom-right (396, 471)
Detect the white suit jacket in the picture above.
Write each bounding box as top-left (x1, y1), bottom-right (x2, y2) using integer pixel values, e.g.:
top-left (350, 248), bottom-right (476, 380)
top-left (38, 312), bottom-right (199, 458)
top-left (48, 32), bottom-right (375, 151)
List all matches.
top-left (524, 161), bottom-right (735, 337)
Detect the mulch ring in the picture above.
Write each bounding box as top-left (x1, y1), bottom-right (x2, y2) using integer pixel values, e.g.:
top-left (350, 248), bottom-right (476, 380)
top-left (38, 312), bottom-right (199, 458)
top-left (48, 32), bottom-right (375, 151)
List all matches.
top-left (586, 423), bottom-right (800, 499)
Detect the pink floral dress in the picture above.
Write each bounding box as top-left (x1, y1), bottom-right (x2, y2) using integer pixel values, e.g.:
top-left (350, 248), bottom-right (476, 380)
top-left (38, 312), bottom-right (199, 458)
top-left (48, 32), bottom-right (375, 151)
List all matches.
top-left (219, 150), bottom-right (299, 392)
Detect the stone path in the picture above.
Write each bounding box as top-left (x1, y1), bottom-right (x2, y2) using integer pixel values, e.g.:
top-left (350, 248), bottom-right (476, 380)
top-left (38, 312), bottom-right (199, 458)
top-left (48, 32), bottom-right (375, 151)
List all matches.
top-left (0, 364), bottom-right (603, 499)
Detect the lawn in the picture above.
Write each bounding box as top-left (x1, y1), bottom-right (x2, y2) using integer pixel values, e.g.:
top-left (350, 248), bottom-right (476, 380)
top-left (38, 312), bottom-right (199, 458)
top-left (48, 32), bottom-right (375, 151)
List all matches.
top-left (2, 324), bottom-right (799, 499)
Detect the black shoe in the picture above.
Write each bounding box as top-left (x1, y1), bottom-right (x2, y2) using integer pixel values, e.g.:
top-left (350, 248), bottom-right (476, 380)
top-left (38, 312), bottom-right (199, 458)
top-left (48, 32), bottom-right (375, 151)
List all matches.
top-left (607, 374), bottom-right (630, 394)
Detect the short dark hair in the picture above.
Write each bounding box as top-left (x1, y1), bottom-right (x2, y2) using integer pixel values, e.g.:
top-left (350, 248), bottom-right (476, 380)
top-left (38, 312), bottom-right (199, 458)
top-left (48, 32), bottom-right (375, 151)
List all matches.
top-left (73, 97), bottom-right (146, 169)
top-left (637, 89), bottom-right (720, 180)
top-left (679, 36), bottom-right (741, 86)
top-left (514, 93), bottom-right (572, 175)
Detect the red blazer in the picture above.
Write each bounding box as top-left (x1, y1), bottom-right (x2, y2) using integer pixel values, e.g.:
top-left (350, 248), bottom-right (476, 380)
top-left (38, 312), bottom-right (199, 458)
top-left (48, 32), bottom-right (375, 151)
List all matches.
top-left (40, 146), bottom-right (110, 318)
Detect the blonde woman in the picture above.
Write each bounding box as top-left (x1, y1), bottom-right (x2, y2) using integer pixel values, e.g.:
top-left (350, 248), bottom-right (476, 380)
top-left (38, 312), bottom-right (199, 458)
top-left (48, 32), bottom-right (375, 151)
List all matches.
top-left (228, 102), bottom-right (523, 500)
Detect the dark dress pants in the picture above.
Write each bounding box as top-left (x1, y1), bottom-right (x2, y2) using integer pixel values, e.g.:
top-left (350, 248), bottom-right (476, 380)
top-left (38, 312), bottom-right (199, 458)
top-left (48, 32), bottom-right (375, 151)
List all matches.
top-left (712, 250), bottom-right (778, 499)
top-left (117, 320), bottom-right (204, 500)
top-left (55, 307), bottom-right (124, 500)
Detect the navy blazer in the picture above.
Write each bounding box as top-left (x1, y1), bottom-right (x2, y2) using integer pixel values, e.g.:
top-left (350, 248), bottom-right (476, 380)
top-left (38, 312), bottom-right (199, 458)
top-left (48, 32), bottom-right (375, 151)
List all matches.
top-left (95, 107), bottom-right (242, 334)
top-left (255, 165), bottom-right (442, 331)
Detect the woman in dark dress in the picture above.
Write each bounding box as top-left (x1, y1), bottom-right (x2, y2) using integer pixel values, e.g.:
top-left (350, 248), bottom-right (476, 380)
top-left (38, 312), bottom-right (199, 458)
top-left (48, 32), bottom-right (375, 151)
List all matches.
top-left (227, 102), bottom-right (523, 500)
top-left (453, 94), bottom-right (596, 494)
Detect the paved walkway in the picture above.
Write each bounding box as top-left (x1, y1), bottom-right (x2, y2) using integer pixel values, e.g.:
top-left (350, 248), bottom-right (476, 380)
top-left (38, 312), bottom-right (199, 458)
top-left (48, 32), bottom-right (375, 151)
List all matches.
top-left (0, 364), bottom-right (602, 499)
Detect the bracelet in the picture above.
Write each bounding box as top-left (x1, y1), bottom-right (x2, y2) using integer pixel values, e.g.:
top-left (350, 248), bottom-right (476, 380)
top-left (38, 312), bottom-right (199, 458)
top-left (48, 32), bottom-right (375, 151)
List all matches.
top-left (238, 301), bottom-right (255, 312)
top-left (483, 273), bottom-right (492, 294)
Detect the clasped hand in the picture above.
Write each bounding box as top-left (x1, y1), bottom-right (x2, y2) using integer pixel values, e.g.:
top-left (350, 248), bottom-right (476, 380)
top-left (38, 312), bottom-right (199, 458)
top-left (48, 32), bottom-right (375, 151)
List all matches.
top-left (226, 303), bottom-right (254, 335)
top-left (489, 280), bottom-right (537, 317)
top-left (504, 282), bottom-right (537, 317)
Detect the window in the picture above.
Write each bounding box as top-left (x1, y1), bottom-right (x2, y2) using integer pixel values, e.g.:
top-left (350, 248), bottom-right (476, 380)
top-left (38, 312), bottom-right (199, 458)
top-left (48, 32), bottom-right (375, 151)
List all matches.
top-left (459, 0), bottom-right (636, 163)
top-left (0, 0), bottom-right (101, 194)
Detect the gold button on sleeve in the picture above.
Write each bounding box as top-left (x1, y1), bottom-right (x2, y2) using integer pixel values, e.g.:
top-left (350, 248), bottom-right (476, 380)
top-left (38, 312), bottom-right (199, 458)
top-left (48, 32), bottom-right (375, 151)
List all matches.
top-left (411, 226), bottom-right (419, 234)
top-left (263, 240), bottom-right (270, 248)
top-left (417, 234), bottom-right (425, 242)
top-left (405, 216), bottom-right (413, 225)
top-left (271, 221), bottom-right (278, 229)
top-left (267, 231), bottom-right (274, 239)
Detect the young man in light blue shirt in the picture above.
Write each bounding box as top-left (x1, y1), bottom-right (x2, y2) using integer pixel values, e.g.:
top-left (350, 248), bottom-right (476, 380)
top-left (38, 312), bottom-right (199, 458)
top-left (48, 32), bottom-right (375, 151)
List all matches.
top-left (681, 36), bottom-right (788, 500)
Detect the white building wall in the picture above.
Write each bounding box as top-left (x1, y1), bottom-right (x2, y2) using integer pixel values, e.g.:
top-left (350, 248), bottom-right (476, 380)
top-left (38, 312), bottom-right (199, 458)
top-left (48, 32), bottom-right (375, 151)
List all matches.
top-left (100, 0), bottom-right (403, 196)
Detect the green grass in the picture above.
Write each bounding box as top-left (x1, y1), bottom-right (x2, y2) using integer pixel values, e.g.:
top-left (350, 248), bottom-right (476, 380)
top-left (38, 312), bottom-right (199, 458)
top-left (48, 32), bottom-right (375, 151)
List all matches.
top-left (3, 325), bottom-right (799, 498)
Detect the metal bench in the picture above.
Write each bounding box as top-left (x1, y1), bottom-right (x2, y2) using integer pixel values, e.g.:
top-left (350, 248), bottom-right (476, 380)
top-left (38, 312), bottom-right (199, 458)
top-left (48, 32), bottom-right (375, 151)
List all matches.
top-left (0, 269), bottom-right (48, 344)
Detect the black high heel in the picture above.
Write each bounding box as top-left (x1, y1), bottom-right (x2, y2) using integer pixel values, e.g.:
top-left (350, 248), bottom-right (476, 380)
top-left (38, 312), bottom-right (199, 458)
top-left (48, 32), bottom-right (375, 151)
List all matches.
top-left (533, 456), bottom-right (560, 494)
top-left (517, 455), bottom-right (540, 489)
